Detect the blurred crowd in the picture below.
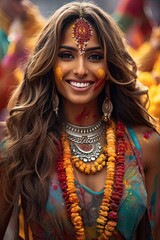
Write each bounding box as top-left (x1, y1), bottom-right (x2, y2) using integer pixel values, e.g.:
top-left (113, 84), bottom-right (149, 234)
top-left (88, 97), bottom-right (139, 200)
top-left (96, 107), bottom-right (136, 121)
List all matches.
top-left (0, 0), bottom-right (160, 238)
top-left (113, 0), bottom-right (160, 132)
top-left (0, 0), bottom-right (46, 122)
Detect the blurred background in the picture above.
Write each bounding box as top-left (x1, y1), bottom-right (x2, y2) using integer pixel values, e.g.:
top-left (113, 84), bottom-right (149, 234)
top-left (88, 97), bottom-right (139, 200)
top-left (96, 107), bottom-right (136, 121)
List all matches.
top-left (31, 0), bottom-right (118, 16)
top-left (31, 0), bottom-right (160, 49)
top-left (31, 0), bottom-right (160, 24)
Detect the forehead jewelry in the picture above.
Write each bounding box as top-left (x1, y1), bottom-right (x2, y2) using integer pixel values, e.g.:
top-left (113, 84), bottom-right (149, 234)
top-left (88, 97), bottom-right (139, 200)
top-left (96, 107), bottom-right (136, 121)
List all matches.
top-left (72, 17), bottom-right (93, 55)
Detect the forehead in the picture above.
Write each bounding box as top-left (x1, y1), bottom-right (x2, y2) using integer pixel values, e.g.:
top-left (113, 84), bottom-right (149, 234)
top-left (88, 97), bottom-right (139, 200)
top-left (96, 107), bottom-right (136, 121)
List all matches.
top-left (60, 22), bottom-right (100, 47)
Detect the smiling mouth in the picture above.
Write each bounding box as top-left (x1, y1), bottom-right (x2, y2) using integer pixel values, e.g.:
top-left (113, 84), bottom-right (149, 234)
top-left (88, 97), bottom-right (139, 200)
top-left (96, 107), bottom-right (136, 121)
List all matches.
top-left (68, 81), bottom-right (93, 88)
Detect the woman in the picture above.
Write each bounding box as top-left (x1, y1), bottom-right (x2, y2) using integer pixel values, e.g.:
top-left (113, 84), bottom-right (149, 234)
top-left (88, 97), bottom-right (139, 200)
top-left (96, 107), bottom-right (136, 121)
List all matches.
top-left (0, 2), bottom-right (159, 240)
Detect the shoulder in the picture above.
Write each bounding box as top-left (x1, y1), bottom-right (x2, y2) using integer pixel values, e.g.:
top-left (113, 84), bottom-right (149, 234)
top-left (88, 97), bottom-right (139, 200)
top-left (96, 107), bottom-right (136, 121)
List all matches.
top-left (132, 125), bottom-right (160, 170)
top-left (130, 126), bottom-right (160, 203)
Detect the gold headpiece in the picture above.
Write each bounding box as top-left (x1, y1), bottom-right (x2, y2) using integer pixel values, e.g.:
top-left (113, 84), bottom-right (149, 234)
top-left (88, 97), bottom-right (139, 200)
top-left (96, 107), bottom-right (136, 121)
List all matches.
top-left (72, 17), bottom-right (93, 55)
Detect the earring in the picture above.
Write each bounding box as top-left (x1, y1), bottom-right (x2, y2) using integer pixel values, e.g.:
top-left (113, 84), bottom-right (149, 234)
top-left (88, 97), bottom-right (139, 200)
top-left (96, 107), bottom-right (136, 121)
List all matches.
top-left (53, 93), bottom-right (59, 117)
top-left (102, 82), bottom-right (113, 122)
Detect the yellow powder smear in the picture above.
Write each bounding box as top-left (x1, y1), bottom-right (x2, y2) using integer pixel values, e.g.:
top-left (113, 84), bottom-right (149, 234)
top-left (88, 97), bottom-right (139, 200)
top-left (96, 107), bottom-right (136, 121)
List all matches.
top-left (97, 68), bottom-right (105, 79)
top-left (55, 67), bottom-right (63, 81)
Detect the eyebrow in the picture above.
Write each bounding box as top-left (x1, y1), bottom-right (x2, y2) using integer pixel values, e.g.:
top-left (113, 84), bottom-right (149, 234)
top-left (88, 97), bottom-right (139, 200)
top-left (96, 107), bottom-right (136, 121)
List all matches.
top-left (59, 45), bottom-right (102, 52)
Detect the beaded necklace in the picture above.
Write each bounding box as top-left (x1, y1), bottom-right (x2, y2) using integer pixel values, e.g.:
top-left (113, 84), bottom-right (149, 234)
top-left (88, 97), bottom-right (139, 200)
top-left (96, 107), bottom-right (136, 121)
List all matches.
top-left (56, 120), bottom-right (125, 239)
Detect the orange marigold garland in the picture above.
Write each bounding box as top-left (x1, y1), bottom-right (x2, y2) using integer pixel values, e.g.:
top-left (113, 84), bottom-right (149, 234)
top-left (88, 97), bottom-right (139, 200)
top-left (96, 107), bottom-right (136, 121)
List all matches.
top-left (57, 120), bottom-right (126, 239)
top-left (72, 148), bottom-right (107, 174)
top-left (97, 120), bottom-right (117, 239)
top-left (97, 120), bottom-right (125, 239)
top-left (57, 135), bottom-right (85, 240)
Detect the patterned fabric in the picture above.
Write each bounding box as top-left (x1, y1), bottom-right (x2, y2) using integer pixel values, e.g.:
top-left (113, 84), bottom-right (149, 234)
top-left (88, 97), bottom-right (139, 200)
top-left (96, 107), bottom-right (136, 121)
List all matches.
top-left (29, 127), bottom-right (152, 240)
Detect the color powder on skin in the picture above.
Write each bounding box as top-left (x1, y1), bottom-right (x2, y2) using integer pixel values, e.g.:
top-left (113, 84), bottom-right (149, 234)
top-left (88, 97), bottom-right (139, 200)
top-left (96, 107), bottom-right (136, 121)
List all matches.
top-left (94, 79), bottom-right (105, 91)
top-left (75, 107), bottom-right (89, 124)
top-left (93, 68), bottom-right (106, 91)
top-left (143, 130), bottom-right (153, 142)
top-left (97, 68), bottom-right (106, 80)
top-left (55, 67), bottom-right (63, 81)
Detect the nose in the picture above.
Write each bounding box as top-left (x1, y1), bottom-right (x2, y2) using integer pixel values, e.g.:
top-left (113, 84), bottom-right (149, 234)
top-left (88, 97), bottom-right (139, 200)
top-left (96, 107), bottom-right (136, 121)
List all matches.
top-left (73, 57), bottom-right (88, 78)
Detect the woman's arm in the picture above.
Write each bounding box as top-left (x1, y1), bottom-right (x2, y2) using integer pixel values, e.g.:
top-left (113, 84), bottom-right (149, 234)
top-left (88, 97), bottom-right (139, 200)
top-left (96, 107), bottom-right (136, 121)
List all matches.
top-left (140, 129), bottom-right (160, 239)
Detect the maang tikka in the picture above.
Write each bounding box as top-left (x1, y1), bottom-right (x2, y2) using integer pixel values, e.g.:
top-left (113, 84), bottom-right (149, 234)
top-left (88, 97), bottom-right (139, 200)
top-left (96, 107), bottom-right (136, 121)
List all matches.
top-left (102, 82), bottom-right (113, 122)
top-left (72, 17), bottom-right (93, 54)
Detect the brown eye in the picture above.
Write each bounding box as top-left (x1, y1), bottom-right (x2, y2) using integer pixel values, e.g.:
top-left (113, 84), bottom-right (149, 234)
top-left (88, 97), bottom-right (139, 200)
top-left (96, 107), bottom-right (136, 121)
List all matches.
top-left (88, 53), bottom-right (104, 61)
top-left (58, 52), bottom-right (74, 59)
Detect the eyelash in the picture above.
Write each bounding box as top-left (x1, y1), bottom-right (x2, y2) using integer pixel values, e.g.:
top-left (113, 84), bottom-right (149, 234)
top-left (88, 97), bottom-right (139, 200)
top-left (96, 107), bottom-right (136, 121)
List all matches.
top-left (58, 52), bottom-right (104, 61)
top-left (58, 52), bottom-right (73, 59)
top-left (88, 54), bottom-right (103, 60)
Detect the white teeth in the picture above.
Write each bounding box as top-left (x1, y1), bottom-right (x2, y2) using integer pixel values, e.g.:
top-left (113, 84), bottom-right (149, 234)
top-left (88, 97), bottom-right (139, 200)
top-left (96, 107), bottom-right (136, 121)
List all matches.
top-left (69, 81), bottom-right (90, 88)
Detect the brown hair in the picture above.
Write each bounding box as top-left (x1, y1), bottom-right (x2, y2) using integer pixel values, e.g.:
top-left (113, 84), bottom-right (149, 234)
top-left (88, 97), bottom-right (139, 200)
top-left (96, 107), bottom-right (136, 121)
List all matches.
top-left (1, 1), bottom-right (155, 238)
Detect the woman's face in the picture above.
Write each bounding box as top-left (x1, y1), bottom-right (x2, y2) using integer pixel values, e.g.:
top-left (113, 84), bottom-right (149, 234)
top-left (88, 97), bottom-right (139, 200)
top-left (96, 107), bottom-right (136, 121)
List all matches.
top-left (53, 21), bottom-right (108, 106)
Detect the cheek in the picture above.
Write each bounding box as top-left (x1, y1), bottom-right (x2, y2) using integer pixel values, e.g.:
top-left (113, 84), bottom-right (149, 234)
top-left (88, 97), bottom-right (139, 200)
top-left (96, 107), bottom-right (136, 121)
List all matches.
top-left (94, 68), bottom-right (106, 91)
top-left (54, 66), bottom-right (63, 81)
top-left (97, 68), bottom-right (106, 80)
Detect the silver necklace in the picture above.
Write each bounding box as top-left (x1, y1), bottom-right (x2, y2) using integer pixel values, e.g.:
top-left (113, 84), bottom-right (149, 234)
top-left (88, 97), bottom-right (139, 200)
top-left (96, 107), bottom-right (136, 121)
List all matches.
top-left (70, 142), bottom-right (102, 162)
top-left (65, 120), bottom-right (106, 162)
top-left (66, 120), bottom-right (105, 144)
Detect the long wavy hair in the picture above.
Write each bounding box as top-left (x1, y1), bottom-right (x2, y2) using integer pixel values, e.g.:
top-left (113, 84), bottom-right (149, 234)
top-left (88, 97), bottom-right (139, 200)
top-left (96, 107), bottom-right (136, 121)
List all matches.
top-left (1, 1), bottom-right (156, 238)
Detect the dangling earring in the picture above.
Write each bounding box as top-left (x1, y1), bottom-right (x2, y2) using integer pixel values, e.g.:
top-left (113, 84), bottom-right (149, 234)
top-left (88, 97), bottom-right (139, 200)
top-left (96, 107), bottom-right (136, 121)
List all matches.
top-left (53, 92), bottom-right (59, 117)
top-left (102, 82), bottom-right (113, 122)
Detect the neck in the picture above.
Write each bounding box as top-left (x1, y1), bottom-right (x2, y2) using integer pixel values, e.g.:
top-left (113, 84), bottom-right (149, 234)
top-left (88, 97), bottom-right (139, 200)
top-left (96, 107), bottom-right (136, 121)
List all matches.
top-left (62, 99), bottom-right (101, 126)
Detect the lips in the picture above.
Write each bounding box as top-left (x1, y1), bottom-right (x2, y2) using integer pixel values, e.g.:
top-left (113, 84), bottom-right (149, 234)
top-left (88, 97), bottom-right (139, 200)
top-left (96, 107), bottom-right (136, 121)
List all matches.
top-left (67, 80), bottom-right (94, 88)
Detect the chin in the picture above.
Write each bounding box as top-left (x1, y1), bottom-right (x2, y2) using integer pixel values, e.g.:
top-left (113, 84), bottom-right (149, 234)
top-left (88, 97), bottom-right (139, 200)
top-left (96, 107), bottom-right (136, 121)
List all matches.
top-left (69, 98), bottom-right (93, 105)
top-left (70, 101), bottom-right (89, 106)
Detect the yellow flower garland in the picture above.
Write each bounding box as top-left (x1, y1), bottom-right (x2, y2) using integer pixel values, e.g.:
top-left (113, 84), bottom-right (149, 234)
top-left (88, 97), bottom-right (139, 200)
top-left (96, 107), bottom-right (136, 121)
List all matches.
top-left (97, 121), bottom-right (117, 239)
top-left (62, 133), bottom-right (85, 239)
